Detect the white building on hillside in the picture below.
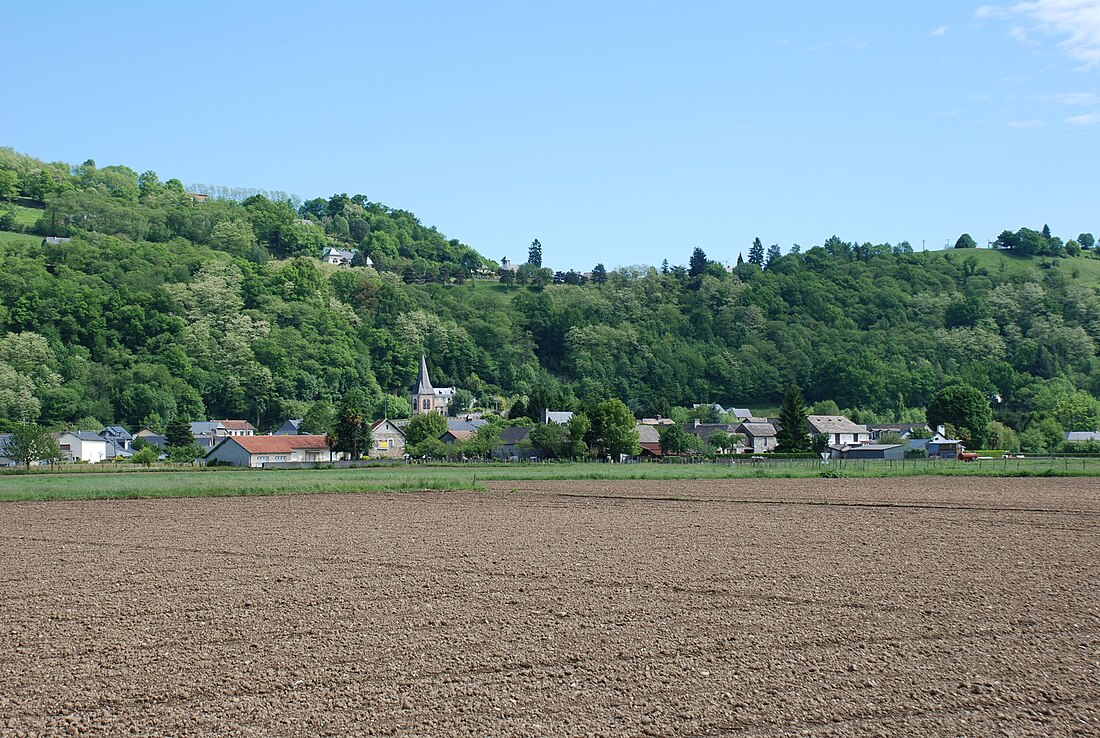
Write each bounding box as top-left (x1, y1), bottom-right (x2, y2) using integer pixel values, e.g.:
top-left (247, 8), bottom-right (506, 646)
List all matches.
top-left (58, 431), bottom-right (108, 463)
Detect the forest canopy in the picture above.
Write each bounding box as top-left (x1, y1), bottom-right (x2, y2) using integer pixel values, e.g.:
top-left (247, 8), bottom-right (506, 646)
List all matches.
top-left (1, 146), bottom-right (1099, 453)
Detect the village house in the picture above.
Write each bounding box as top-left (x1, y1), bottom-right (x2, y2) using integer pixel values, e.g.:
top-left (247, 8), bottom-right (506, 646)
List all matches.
top-left (321, 246), bottom-right (371, 267)
top-left (635, 424), bottom-right (662, 458)
top-left (134, 427), bottom-right (168, 448)
top-left (736, 421), bottom-right (778, 454)
top-left (447, 418), bottom-right (486, 432)
top-left (274, 419), bottom-right (303, 435)
top-left (867, 423), bottom-right (931, 440)
top-left (214, 420), bottom-right (255, 437)
top-left (99, 426), bottom-right (134, 460)
top-left (204, 435), bottom-right (332, 467)
top-left (541, 410), bottom-right (574, 424)
top-left (493, 426), bottom-right (534, 460)
top-left (806, 415), bottom-right (870, 446)
top-left (58, 431), bottom-right (108, 464)
top-left (370, 419), bottom-right (405, 458)
top-left (684, 420), bottom-right (744, 447)
top-left (441, 429), bottom-right (476, 445)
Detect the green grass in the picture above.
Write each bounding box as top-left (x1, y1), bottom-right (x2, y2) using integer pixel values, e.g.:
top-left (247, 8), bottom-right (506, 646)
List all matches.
top-left (0, 467), bottom-right (485, 502)
top-left (0, 231), bottom-right (41, 249)
top-left (2, 458), bottom-right (1098, 502)
top-left (933, 248), bottom-right (1100, 286)
top-left (9, 203), bottom-right (43, 228)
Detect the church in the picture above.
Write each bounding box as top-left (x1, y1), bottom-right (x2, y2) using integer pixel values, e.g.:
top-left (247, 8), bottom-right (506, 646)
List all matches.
top-left (410, 354), bottom-right (455, 415)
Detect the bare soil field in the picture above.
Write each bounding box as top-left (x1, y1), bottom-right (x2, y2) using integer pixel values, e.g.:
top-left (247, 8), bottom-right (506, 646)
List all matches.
top-left (1, 478), bottom-right (1097, 737)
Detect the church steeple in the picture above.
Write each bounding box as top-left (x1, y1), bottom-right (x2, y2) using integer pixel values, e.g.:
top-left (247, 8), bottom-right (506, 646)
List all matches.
top-left (411, 355), bottom-right (441, 415)
top-left (414, 354), bottom-right (434, 395)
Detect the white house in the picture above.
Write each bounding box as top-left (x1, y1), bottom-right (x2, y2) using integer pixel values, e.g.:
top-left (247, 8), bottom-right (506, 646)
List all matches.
top-left (322, 247), bottom-right (372, 267)
top-left (58, 431), bottom-right (109, 464)
top-left (204, 435), bottom-right (332, 467)
top-left (806, 415), bottom-right (870, 446)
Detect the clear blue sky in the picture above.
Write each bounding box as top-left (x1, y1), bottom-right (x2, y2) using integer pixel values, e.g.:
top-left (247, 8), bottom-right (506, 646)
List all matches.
top-left (3, 1), bottom-right (1099, 269)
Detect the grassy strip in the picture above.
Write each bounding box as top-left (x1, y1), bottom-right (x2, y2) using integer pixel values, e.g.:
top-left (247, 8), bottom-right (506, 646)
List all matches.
top-left (1, 459), bottom-right (1098, 502)
top-left (0, 468), bottom-right (483, 502)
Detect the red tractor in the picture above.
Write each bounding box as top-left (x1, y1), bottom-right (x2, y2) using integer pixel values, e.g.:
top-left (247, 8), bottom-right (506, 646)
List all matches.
top-left (957, 451), bottom-right (978, 462)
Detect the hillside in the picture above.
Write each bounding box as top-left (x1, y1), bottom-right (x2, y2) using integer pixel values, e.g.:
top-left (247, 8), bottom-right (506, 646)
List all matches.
top-left (1, 146), bottom-right (1099, 452)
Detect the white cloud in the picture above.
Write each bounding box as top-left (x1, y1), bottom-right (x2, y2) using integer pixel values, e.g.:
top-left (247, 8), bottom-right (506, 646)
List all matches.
top-left (1042, 91), bottom-right (1100, 104)
top-left (1006, 118), bottom-right (1048, 126)
top-left (1066, 111), bottom-right (1100, 123)
top-left (976, 1), bottom-right (1100, 67)
top-left (929, 26), bottom-right (950, 37)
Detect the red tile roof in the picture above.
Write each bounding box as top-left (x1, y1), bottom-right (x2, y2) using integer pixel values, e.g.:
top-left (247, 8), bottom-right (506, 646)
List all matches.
top-left (229, 435), bottom-right (330, 454)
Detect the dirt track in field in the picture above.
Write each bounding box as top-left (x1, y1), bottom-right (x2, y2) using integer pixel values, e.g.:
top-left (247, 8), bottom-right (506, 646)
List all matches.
top-left (1, 478), bottom-right (1097, 737)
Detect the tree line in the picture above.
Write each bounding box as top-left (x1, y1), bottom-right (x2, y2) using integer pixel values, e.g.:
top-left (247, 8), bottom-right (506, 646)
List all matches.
top-left (1, 146), bottom-right (1098, 457)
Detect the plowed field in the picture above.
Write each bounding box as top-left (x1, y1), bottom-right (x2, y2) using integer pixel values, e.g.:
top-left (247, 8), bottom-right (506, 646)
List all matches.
top-left (2, 478), bottom-right (1097, 737)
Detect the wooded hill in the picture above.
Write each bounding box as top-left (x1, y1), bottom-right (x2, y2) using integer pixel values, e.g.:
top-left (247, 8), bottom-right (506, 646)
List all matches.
top-left (1, 146), bottom-right (1099, 453)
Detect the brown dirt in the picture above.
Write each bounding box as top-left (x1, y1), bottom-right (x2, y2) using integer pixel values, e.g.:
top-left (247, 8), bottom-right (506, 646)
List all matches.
top-left (1, 478), bottom-right (1097, 737)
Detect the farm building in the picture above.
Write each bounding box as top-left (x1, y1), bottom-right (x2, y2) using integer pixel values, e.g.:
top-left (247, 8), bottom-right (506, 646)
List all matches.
top-left (831, 444), bottom-right (905, 461)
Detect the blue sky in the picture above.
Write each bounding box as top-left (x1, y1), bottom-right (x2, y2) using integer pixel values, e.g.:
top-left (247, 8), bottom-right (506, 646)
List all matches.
top-left (3, 1), bottom-right (1099, 269)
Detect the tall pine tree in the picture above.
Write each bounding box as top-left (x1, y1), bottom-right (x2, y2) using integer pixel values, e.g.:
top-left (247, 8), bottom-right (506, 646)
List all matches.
top-left (591, 262), bottom-right (607, 284)
top-left (775, 386), bottom-right (810, 452)
top-left (528, 239), bottom-right (542, 267)
top-left (748, 237), bottom-right (765, 268)
top-left (688, 247), bottom-right (708, 277)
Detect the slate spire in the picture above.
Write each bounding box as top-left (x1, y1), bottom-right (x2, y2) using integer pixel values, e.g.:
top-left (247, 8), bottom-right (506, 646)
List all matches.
top-left (413, 354), bottom-right (434, 394)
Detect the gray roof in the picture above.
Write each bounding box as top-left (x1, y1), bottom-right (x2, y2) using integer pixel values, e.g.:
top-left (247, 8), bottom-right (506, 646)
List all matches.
top-left (738, 422), bottom-right (777, 437)
top-left (64, 431), bottom-right (107, 442)
top-left (499, 426), bottom-right (532, 444)
top-left (100, 426), bottom-right (133, 439)
top-left (104, 439), bottom-right (133, 458)
top-left (684, 422), bottom-right (741, 440)
top-left (730, 408), bottom-right (752, 418)
top-left (190, 421), bottom-right (223, 436)
top-left (850, 444), bottom-right (903, 451)
top-left (274, 419), bottom-right (302, 435)
top-left (447, 419), bottom-right (487, 432)
top-left (807, 415), bottom-right (869, 435)
top-left (140, 434), bottom-right (168, 447)
top-left (324, 247), bottom-right (355, 260)
top-left (869, 423), bottom-right (929, 432)
top-left (1065, 431), bottom-right (1100, 442)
